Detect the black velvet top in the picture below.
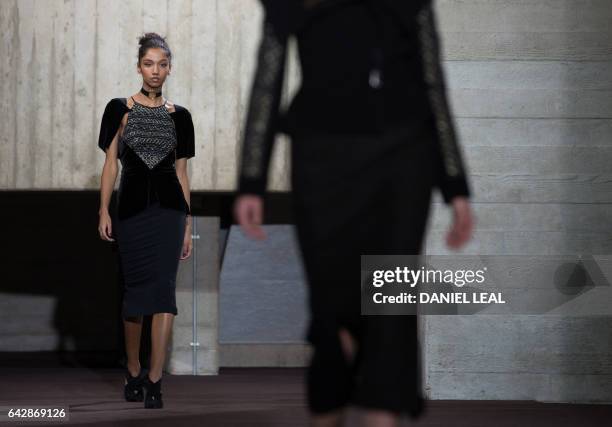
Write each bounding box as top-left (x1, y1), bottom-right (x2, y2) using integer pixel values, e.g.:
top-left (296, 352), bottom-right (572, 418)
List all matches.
top-left (98, 98), bottom-right (195, 220)
top-left (238, 0), bottom-right (471, 204)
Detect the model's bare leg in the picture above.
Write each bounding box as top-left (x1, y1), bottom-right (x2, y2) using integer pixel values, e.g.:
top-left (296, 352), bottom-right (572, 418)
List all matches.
top-left (149, 313), bottom-right (174, 382)
top-left (338, 328), bottom-right (357, 364)
top-left (311, 410), bottom-right (344, 427)
top-left (124, 316), bottom-right (143, 378)
top-left (361, 410), bottom-right (399, 427)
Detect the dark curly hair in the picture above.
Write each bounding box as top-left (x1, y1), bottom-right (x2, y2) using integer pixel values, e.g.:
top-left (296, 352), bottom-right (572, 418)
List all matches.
top-left (138, 32), bottom-right (172, 64)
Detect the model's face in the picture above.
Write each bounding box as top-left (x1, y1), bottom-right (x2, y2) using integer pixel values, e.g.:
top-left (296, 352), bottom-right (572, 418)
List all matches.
top-left (137, 48), bottom-right (171, 89)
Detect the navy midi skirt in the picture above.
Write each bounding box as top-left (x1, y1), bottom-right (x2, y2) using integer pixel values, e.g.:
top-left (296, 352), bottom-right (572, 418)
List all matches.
top-left (115, 201), bottom-right (185, 317)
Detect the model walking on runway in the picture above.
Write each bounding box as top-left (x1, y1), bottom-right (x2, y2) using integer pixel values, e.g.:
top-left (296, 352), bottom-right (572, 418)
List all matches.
top-left (235, 1), bottom-right (473, 426)
top-left (97, 33), bottom-right (195, 409)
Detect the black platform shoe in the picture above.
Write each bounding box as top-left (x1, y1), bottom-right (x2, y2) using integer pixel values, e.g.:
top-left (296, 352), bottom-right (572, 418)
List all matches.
top-left (124, 368), bottom-right (147, 402)
top-left (143, 376), bottom-right (163, 409)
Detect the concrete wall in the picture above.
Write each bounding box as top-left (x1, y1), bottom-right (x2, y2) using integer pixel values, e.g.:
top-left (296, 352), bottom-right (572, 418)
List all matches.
top-left (0, 0), bottom-right (292, 192)
top-left (218, 225), bottom-right (311, 367)
top-left (2, 0), bottom-right (611, 193)
top-left (423, 0), bottom-right (612, 401)
top-left (4, 0), bottom-right (609, 196)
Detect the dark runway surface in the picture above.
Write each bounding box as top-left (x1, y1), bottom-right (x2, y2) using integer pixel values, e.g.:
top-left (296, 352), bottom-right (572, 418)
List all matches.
top-left (1, 356), bottom-right (610, 426)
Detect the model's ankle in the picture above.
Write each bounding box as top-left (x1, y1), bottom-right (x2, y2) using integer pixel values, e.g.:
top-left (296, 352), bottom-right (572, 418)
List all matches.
top-left (148, 372), bottom-right (162, 383)
top-left (127, 363), bottom-right (141, 378)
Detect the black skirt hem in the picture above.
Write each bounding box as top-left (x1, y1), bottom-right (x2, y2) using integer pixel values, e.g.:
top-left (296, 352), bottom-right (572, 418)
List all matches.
top-left (121, 309), bottom-right (178, 318)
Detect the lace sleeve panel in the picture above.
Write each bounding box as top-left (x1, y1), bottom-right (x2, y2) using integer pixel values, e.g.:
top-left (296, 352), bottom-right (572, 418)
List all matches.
top-left (416, 3), bottom-right (471, 203)
top-left (238, 17), bottom-right (288, 195)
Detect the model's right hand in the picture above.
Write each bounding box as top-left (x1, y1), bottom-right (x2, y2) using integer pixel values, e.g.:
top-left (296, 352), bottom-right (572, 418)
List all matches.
top-left (98, 210), bottom-right (115, 242)
top-left (234, 194), bottom-right (266, 240)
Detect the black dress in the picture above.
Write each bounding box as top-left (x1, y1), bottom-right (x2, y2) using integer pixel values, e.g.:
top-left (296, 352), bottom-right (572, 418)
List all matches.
top-left (237, 0), bottom-right (471, 417)
top-left (98, 98), bottom-right (195, 317)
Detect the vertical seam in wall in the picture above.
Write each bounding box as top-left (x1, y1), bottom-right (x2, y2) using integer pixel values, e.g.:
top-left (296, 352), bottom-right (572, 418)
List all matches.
top-left (26, 11), bottom-right (32, 186)
top-left (92, 0), bottom-right (99, 177)
top-left (70, 0), bottom-right (76, 187)
top-left (11, 0), bottom-right (20, 188)
top-left (188, 0), bottom-right (193, 181)
top-left (30, 5), bottom-right (37, 187)
top-left (211, 0), bottom-right (218, 189)
top-left (50, 14), bottom-right (56, 187)
top-left (235, 0), bottom-right (243, 179)
top-left (166, 0), bottom-right (170, 100)
top-left (236, 2), bottom-right (241, 161)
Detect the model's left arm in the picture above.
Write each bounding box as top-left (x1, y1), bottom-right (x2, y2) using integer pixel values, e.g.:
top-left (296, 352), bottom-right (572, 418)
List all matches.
top-left (416, 2), bottom-right (473, 248)
top-left (237, 13), bottom-right (289, 196)
top-left (416, 2), bottom-right (471, 204)
top-left (233, 6), bottom-right (289, 241)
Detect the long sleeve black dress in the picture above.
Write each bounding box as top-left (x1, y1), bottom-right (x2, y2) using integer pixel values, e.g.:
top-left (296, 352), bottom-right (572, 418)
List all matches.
top-left (238, 0), bottom-right (471, 417)
top-left (98, 97), bottom-right (195, 317)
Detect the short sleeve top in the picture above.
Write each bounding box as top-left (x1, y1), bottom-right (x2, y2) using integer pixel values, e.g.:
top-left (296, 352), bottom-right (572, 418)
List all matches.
top-left (98, 98), bottom-right (195, 220)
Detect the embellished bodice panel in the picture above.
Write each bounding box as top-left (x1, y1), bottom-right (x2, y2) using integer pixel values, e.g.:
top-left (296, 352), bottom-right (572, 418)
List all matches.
top-left (119, 102), bottom-right (177, 169)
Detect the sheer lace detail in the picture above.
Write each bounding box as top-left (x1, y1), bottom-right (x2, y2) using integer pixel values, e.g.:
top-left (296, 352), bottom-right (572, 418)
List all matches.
top-left (416, 4), bottom-right (466, 179)
top-left (240, 19), bottom-right (288, 184)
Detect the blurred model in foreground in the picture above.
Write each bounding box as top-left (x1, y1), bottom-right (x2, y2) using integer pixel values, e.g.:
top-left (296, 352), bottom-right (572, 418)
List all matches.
top-left (235, 1), bottom-right (473, 426)
top-left (98, 33), bottom-right (195, 409)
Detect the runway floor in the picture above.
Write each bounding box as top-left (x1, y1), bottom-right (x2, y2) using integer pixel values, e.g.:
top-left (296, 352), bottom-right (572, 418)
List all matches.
top-left (1, 356), bottom-right (610, 426)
